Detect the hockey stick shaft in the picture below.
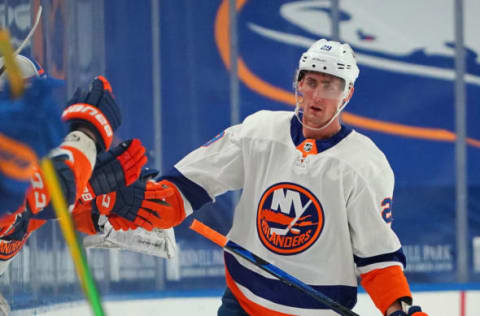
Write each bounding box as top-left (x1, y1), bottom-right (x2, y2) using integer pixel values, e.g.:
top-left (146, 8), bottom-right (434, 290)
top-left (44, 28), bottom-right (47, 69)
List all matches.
top-left (190, 219), bottom-right (360, 316)
top-left (0, 29), bottom-right (24, 97)
top-left (41, 159), bottom-right (105, 316)
top-left (14, 6), bottom-right (43, 56)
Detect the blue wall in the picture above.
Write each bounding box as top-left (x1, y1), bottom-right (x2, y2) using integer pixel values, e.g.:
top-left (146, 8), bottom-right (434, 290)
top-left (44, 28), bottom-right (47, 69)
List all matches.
top-left (3, 0), bottom-right (480, 310)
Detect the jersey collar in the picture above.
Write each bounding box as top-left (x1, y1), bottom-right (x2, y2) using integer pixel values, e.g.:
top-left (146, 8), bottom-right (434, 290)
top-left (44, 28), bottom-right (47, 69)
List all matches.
top-left (290, 113), bottom-right (352, 153)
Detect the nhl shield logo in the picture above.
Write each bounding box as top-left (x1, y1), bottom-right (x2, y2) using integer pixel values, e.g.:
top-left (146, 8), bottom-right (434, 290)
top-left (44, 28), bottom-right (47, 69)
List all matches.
top-left (303, 142), bottom-right (313, 152)
top-left (256, 182), bottom-right (324, 255)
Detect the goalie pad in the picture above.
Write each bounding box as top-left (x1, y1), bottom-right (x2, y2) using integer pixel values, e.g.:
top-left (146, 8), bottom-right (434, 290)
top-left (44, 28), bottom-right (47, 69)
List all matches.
top-left (83, 220), bottom-right (177, 259)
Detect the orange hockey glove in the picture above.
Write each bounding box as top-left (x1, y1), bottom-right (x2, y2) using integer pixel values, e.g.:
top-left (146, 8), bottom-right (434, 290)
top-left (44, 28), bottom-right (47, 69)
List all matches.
top-left (62, 76), bottom-right (122, 150)
top-left (93, 179), bottom-right (186, 231)
top-left (72, 198), bottom-right (137, 234)
top-left (107, 215), bottom-right (138, 231)
top-left (83, 138), bottom-right (147, 200)
top-left (0, 205), bottom-right (46, 260)
top-left (0, 206), bottom-right (22, 237)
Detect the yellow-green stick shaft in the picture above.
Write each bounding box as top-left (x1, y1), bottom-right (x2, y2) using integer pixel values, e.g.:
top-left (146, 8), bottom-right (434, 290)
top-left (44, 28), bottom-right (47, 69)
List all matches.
top-left (0, 29), bottom-right (24, 97)
top-left (41, 159), bottom-right (105, 316)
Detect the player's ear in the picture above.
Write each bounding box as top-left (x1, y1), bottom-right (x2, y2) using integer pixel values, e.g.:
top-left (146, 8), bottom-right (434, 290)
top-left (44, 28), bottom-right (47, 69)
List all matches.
top-left (297, 78), bottom-right (305, 94)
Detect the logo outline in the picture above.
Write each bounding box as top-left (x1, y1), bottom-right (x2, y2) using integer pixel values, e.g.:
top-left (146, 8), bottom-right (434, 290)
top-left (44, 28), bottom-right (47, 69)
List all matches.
top-left (256, 182), bottom-right (324, 256)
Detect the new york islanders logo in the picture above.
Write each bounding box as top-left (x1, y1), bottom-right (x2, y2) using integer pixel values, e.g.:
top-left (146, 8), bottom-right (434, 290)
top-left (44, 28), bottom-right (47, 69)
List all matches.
top-left (256, 183), bottom-right (324, 255)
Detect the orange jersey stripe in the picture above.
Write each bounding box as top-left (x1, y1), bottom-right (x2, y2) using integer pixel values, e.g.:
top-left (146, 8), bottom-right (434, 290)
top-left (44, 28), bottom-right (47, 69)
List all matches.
top-left (225, 266), bottom-right (295, 316)
top-left (0, 132), bottom-right (37, 180)
top-left (360, 265), bottom-right (412, 314)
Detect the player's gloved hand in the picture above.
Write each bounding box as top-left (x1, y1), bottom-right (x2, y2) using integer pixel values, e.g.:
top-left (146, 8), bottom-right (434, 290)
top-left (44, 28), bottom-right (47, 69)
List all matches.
top-left (107, 214), bottom-right (138, 231)
top-left (0, 205), bottom-right (46, 260)
top-left (62, 76), bottom-right (122, 150)
top-left (0, 208), bottom-right (22, 237)
top-left (154, 180), bottom-right (186, 228)
top-left (93, 179), bottom-right (186, 231)
top-left (0, 204), bottom-right (45, 241)
top-left (75, 192), bottom-right (139, 233)
top-left (0, 208), bottom-right (31, 240)
top-left (85, 139), bottom-right (147, 197)
top-left (97, 168), bottom-right (160, 232)
top-left (389, 306), bottom-right (428, 316)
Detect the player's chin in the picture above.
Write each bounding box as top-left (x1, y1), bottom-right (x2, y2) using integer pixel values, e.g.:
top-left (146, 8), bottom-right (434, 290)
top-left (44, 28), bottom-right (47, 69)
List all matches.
top-left (304, 111), bottom-right (325, 123)
top-left (304, 117), bottom-right (327, 129)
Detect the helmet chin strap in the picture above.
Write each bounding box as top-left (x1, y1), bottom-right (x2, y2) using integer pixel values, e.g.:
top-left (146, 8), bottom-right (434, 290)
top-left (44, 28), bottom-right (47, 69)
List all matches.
top-left (294, 87), bottom-right (351, 132)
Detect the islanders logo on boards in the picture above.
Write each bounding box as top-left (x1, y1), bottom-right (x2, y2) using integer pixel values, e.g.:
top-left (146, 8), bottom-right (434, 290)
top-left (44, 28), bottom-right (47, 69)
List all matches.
top-left (256, 182), bottom-right (324, 255)
top-left (214, 0), bottom-right (480, 148)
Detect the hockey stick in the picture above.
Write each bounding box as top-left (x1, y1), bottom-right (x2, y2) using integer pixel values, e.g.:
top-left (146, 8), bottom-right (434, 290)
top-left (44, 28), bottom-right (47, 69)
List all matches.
top-left (190, 219), bottom-right (360, 316)
top-left (0, 30), bottom-right (24, 97)
top-left (0, 6), bottom-right (43, 77)
top-left (0, 28), bottom-right (105, 316)
top-left (40, 160), bottom-right (105, 316)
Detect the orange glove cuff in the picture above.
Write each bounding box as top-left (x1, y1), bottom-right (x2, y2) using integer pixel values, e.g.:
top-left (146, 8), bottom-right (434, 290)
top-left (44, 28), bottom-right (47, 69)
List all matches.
top-left (155, 180), bottom-right (186, 228)
top-left (360, 265), bottom-right (412, 315)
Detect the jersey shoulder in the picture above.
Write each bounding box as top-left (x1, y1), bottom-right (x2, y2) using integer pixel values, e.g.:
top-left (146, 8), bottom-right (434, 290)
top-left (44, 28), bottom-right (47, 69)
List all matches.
top-left (335, 130), bottom-right (393, 179)
top-left (239, 110), bottom-right (293, 143)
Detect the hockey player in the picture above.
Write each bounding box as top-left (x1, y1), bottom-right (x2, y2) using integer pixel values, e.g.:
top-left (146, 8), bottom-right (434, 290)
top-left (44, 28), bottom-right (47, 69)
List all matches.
top-left (0, 58), bottom-right (125, 315)
top-left (92, 39), bottom-right (428, 315)
top-left (0, 54), bottom-right (173, 274)
top-left (0, 55), bottom-right (178, 316)
top-left (0, 55), bottom-right (65, 215)
top-left (0, 52), bottom-right (131, 262)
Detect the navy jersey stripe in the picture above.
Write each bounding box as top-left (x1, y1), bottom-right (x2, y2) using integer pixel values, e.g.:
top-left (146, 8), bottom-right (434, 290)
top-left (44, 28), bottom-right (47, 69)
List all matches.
top-left (225, 251), bottom-right (357, 309)
top-left (157, 167), bottom-right (212, 211)
top-left (354, 248), bottom-right (406, 268)
top-left (290, 114), bottom-right (353, 152)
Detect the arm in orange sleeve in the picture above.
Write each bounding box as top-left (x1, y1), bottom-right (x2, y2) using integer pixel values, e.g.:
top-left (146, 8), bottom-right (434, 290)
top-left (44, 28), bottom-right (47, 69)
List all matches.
top-left (360, 265), bottom-right (412, 315)
top-left (23, 130), bottom-right (97, 217)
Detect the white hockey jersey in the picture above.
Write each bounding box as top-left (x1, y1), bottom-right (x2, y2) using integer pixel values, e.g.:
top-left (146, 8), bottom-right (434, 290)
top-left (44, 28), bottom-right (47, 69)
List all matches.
top-left (169, 110), bottom-right (406, 315)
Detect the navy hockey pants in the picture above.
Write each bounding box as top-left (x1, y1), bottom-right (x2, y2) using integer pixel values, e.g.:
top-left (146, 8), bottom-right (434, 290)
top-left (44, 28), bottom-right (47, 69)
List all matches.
top-left (217, 287), bottom-right (249, 316)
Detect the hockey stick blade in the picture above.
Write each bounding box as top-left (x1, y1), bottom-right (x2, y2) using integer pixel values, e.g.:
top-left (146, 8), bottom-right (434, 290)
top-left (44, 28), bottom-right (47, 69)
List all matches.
top-left (190, 219), bottom-right (360, 316)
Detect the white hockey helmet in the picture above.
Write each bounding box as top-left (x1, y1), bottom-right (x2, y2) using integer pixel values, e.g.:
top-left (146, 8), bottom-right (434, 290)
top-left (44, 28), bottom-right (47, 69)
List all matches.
top-left (296, 39), bottom-right (359, 98)
top-left (0, 55), bottom-right (45, 83)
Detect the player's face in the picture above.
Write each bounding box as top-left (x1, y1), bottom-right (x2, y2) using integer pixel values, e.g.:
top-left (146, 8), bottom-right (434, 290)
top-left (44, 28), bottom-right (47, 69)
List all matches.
top-left (298, 72), bottom-right (346, 129)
